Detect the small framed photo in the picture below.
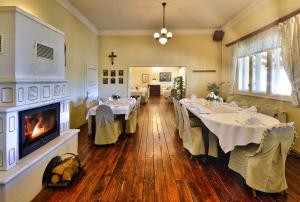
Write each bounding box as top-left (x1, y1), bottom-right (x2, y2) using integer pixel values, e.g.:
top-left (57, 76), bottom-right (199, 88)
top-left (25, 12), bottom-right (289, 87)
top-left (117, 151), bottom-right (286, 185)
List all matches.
top-left (103, 78), bottom-right (108, 84)
top-left (111, 78), bottom-right (116, 84)
top-left (103, 70), bottom-right (108, 76)
top-left (111, 70), bottom-right (116, 77)
top-left (119, 78), bottom-right (123, 84)
top-left (118, 70), bottom-right (124, 76)
top-left (142, 74), bottom-right (149, 83)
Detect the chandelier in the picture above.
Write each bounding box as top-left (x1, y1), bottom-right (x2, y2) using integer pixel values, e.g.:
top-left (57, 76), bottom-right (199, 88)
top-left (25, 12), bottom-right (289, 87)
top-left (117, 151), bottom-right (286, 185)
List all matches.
top-left (154, 2), bottom-right (173, 45)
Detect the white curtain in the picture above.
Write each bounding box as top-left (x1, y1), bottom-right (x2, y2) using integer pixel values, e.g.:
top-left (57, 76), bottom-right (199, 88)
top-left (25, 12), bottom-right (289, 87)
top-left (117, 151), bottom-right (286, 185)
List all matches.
top-left (232, 26), bottom-right (281, 58)
top-left (228, 27), bottom-right (281, 94)
top-left (227, 46), bottom-right (236, 95)
top-left (279, 14), bottom-right (300, 106)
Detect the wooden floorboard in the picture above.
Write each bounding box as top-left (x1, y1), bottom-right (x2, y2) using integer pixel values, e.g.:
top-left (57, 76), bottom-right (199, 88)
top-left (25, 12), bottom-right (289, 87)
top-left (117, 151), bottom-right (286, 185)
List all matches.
top-left (33, 96), bottom-right (300, 202)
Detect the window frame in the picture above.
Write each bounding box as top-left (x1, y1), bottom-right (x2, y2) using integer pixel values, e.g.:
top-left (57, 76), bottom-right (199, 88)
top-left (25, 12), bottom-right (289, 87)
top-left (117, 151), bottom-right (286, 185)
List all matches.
top-left (235, 49), bottom-right (292, 102)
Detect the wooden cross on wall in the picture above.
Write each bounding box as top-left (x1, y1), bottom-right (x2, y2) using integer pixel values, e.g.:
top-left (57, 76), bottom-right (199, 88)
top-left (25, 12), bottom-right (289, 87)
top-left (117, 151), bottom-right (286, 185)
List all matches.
top-left (108, 52), bottom-right (117, 65)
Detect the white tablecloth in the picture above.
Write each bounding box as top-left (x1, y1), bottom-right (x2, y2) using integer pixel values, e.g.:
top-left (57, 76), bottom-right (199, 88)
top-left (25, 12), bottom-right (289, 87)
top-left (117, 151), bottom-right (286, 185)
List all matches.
top-left (131, 88), bottom-right (148, 97)
top-left (86, 98), bottom-right (136, 120)
top-left (180, 99), bottom-right (280, 153)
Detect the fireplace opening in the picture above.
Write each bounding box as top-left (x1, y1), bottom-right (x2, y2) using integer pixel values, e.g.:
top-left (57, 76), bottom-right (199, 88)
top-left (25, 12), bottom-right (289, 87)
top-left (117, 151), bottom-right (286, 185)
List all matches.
top-left (19, 103), bottom-right (60, 159)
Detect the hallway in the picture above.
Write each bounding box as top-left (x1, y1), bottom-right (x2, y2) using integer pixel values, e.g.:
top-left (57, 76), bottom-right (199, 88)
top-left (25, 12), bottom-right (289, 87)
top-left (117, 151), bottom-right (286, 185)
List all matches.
top-left (33, 97), bottom-right (300, 202)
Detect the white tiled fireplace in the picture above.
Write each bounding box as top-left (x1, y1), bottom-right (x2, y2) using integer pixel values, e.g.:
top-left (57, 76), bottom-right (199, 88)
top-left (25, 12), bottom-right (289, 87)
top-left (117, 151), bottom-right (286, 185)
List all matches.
top-left (0, 6), bottom-right (79, 202)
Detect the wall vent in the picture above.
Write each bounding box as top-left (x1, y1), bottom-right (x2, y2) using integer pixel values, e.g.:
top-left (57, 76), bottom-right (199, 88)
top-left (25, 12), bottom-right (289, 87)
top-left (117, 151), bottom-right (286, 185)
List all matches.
top-left (36, 42), bottom-right (54, 60)
top-left (0, 35), bottom-right (3, 54)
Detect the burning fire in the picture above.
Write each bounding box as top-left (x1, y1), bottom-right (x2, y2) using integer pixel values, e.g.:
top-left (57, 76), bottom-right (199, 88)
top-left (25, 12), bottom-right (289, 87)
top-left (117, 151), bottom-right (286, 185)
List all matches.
top-left (32, 119), bottom-right (46, 138)
top-left (25, 111), bottom-right (55, 141)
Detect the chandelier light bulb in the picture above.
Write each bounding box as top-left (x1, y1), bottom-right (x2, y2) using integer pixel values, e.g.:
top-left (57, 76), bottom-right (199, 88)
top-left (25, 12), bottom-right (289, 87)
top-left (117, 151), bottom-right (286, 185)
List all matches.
top-left (161, 28), bottom-right (167, 35)
top-left (159, 37), bottom-right (168, 45)
top-left (154, 32), bottom-right (160, 39)
top-left (166, 32), bottom-right (173, 38)
top-left (154, 2), bottom-right (172, 45)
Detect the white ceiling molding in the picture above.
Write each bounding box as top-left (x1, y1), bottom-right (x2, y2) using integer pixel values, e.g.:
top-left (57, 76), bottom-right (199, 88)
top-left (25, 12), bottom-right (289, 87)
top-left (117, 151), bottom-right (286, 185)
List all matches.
top-left (56, 0), bottom-right (100, 34)
top-left (98, 29), bottom-right (215, 36)
top-left (222, 0), bottom-right (269, 31)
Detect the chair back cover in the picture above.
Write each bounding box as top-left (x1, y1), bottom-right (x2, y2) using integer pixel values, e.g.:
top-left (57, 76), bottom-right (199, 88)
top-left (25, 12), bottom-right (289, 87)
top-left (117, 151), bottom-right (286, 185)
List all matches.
top-left (170, 89), bottom-right (177, 98)
top-left (96, 104), bottom-right (114, 125)
top-left (176, 100), bottom-right (184, 138)
top-left (172, 97), bottom-right (179, 128)
top-left (230, 122), bottom-right (296, 193)
top-left (136, 97), bottom-right (141, 109)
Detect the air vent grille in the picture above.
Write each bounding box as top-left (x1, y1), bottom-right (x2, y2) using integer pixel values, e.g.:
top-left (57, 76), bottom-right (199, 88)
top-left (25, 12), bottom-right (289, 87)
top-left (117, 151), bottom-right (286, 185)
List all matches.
top-left (0, 35), bottom-right (2, 53)
top-left (36, 43), bottom-right (54, 60)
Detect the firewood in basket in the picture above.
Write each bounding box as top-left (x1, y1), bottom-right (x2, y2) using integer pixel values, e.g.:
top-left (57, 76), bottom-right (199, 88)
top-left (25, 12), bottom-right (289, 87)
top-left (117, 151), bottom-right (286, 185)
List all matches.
top-left (62, 167), bottom-right (79, 181)
top-left (51, 174), bottom-right (61, 184)
top-left (52, 157), bottom-right (74, 175)
top-left (68, 156), bottom-right (80, 168)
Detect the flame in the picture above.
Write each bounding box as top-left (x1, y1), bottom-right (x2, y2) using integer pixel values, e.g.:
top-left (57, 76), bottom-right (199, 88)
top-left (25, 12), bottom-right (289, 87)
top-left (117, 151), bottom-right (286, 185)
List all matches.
top-left (32, 120), bottom-right (46, 138)
top-left (24, 112), bottom-right (55, 141)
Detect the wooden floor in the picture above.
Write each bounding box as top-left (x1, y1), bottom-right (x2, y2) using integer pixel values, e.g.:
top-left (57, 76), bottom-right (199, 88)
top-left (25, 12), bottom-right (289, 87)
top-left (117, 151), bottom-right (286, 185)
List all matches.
top-left (33, 96), bottom-right (300, 202)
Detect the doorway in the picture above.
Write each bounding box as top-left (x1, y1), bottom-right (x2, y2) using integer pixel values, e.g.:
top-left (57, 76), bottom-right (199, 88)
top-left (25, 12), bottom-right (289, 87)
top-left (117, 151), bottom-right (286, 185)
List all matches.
top-left (128, 66), bottom-right (187, 100)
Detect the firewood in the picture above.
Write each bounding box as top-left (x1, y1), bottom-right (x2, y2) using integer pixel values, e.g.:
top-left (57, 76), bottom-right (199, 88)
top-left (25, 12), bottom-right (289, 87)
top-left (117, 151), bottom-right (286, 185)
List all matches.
top-left (62, 167), bottom-right (79, 181)
top-left (52, 157), bottom-right (74, 175)
top-left (51, 174), bottom-right (61, 184)
top-left (68, 157), bottom-right (80, 168)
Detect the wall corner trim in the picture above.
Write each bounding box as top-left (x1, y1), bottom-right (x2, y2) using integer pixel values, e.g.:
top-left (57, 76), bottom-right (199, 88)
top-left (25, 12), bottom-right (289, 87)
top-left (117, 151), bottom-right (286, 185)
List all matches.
top-left (56, 0), bottom-right (100, 35)
top-left (222, 0), bottom-right (269, 31)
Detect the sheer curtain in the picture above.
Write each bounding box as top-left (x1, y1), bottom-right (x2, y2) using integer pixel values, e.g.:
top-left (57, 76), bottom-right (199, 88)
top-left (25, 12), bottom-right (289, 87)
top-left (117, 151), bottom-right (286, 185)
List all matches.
top-left (228, 27), bottom-right (281, 94)
top-left (279, 14), bottom-right (300, 106)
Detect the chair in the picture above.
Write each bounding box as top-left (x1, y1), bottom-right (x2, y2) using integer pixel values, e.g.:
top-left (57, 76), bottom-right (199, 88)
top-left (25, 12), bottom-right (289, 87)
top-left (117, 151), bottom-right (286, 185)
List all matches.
top-left (86, 97), bottom-right (98, 136)
top-left (175, 99), bottom-right (184, 139)
top-left (181, 105), bottom-right (218, 157)
top-left (168, 88), bottom-right (177, 103)
top-left (136, 96), bottom-right (141, 114)
top-left (141, 88), bottom-right (150, 103)
top-left (172, 97), bottom-right (179, 130)
top-left (94, 105), bottom-right (122, 145)
top-left (228, 123), bottom-right (296, 194)
top-left (125, 107), bottom-right (138, 134)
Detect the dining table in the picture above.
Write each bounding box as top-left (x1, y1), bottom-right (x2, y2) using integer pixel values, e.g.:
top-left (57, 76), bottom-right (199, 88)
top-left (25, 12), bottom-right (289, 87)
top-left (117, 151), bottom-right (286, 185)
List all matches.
top-left (180, 98), bottom-right (280, 163)
top-left (130, 87), bottom-right (148, 97)
top-left (86, 98), bottom-right (136, 136)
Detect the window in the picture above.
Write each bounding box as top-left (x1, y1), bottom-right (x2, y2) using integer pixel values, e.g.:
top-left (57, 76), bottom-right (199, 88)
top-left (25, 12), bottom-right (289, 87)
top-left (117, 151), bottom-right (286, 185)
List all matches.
top-left (271, 49), bottom-right (292, 96)
top-left (236, 48), bottom-right (291, 98)
top-left (252, 52), bottom-right (267, 93)
top-left (237, 57), bottom-right (250, 91)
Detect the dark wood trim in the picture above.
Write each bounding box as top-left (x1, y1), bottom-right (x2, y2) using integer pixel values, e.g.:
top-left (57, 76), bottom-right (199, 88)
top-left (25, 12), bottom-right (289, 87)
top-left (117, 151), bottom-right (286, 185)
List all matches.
top-left (226, 8), bottom-right (300, 47)
top-left (192, 70), bottom-right (216, 73)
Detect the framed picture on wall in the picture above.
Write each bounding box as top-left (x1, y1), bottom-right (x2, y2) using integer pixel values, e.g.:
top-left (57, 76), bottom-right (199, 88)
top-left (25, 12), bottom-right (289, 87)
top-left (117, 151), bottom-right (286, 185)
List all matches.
top-left (142, 74), bottom-right (149, 83)
top-left (159, 72), bottom-right (172, 82)
top-left (111, 70), bottom-right (116, 77)
top-left (119, 78), bottom-right (124, 84)
top-left (111, 78), bottom-right (116, 84)
top-left (103, 70), bottom-right (108, 76)
top-left (103, 78), bottom-right (108, 84)
top-left (118, 70), bottom-right (124, 76)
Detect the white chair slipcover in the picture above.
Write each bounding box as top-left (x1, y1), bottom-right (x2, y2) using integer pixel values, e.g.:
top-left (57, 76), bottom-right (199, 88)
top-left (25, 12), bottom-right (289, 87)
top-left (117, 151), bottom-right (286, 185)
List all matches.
top-left (168, 89), bottom-right (177, 103)
top-left (172, 97), bottom-right (179, 130)
top-left (86, 97), bottom-right (99, 136)
top-left (181, 105), bottom-right (218, 157)
top-left (141, 88), bottom-right (150, 103)
top-left (228, 123), bottom-right (296, 193)
top-left (175, 99), bottom-right (184, 139)
top-left (136, 96), bottom-right (141, 114)
top-left (94, 105), bottom-right (122, 145)
top-left (125, 107), bottom-right (138, 134)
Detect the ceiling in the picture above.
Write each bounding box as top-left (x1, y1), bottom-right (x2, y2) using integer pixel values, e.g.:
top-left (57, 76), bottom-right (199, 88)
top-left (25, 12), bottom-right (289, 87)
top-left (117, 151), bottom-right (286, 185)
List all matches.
top-left (68, 0), bottom-right (254, 33)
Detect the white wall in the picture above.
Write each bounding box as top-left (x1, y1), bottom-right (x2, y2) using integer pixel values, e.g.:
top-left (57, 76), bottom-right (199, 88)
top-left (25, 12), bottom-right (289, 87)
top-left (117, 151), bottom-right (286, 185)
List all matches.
top-left (99, 35), bottom-right (221, 99)
top-left (130, 66), bottom-right (180, 89)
